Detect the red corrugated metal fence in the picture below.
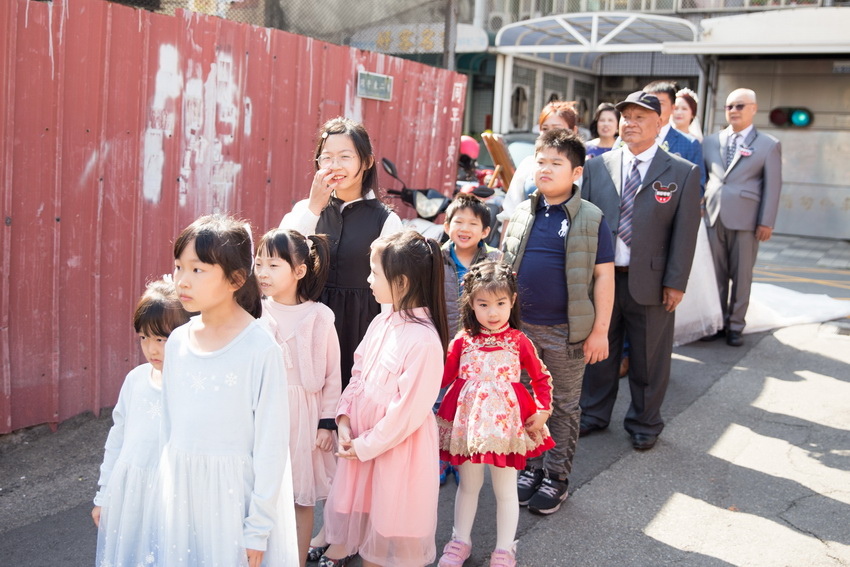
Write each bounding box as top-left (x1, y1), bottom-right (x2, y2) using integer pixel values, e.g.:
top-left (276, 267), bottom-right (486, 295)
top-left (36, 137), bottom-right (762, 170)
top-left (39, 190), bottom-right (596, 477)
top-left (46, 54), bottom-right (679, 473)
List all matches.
top-left (0, 0), bottom-right (467, 434)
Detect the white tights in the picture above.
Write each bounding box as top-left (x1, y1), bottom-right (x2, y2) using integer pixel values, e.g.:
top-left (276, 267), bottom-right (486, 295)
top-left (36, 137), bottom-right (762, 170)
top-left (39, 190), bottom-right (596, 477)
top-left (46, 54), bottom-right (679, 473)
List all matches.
top-left (452, 461), bottom-right (518, 551)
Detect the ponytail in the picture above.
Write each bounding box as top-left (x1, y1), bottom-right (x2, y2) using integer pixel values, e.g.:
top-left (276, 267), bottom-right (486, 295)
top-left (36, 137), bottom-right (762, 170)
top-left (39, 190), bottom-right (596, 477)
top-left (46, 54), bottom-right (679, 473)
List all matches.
top-left (374, 231), bottom-right (449, 357)
top-left (236, 272), bottom-right (263, 319)
top-left (300, 234), bottom-right (330, 302)
top-left (425, 237), bottom-right (449, 355)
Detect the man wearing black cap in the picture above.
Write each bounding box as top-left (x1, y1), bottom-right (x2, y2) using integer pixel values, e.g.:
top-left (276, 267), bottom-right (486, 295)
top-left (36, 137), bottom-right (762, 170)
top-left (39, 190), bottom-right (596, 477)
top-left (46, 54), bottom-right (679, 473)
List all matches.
top-left (579, 91), bottom-right (701, 450)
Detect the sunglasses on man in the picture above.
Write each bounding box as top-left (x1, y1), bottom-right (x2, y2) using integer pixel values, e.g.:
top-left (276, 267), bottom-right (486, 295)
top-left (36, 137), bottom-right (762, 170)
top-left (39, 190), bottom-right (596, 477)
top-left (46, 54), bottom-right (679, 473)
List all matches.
top-left (724, 103), bottom-right (752, 111)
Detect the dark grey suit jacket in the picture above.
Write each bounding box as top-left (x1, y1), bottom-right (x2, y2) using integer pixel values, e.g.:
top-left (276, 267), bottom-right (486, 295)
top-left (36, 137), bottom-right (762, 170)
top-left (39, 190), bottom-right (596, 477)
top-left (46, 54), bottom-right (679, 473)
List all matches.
top-left (582, 147), bottom-right (701, 306)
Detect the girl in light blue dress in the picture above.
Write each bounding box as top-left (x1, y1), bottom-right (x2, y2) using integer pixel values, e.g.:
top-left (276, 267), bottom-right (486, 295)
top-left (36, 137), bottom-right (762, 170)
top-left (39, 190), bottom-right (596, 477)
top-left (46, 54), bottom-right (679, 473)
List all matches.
top-left (156, 214), bottom-right (298, 566)
top-left (93, 278), bottom-right (189, 567)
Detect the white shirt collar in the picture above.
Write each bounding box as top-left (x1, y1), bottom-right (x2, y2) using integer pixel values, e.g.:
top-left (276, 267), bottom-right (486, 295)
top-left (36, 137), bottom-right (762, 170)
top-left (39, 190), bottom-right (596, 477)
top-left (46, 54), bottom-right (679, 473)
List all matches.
top-left (727, 124), bottom-right (754, 141)
top-left (337, 189), bottom-right (376, 211)
top-left (657, 124), bottom-right (671, 145)
top-left (623, 143), bottom-right (658, 164)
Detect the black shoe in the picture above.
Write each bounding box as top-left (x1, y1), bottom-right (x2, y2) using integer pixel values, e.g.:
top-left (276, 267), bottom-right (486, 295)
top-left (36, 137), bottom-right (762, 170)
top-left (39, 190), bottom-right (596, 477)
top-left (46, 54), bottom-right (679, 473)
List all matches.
top-left (517, 467), bottom-right (545, 505)
top-left (699, 329), bottom-right (726, 342)
top-left (527, 475), bottom-right (569, 515)
top-left (579, 420), bottom-right (607, 437)
top-left (630, 432), bottom-right (658, 451)
top-left (307, 545), bottom-right (330, 562)
top-left (726, 330), bottom-right (744, 347)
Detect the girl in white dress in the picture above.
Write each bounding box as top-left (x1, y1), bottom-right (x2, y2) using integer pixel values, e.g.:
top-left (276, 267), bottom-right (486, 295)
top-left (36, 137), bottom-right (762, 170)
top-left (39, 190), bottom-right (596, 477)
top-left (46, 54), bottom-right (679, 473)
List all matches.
top-left (255, 228), bottom-right (341, 567)
top-left (158, 214), bottom-right (298, 567)
top-left (92, 278), bottom-right (190, 567)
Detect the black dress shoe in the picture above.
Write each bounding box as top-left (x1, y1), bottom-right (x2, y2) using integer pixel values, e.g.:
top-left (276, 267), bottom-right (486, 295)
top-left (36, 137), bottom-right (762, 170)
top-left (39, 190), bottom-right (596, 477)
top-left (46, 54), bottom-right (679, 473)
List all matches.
top-left (630, 432), bottom-right (658, 450)
top-left (699, 329), bottom-right (726, 342)
top-left (726, 330), bottom-right (744, 347)
top-left (579, 420), bottom-right (607, 437)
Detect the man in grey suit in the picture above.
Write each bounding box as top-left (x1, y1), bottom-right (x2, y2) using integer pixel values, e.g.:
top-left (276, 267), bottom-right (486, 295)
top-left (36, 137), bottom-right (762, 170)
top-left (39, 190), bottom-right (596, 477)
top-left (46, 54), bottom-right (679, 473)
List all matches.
top-left (580, 91), bottom-right (701, 450)
top-left (702, 88), bottom-right (782, 347)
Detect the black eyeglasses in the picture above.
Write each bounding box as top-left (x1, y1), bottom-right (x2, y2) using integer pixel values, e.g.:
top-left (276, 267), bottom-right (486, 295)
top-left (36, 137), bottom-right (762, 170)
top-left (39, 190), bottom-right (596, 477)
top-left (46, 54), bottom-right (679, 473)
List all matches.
top-left (725, 103), bottom-right (752, 111)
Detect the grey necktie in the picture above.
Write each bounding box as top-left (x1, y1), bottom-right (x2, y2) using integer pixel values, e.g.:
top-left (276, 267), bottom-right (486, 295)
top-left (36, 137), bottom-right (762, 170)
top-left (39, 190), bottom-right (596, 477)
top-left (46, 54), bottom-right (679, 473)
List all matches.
top-left (726, 133), bottom-right (739, 168)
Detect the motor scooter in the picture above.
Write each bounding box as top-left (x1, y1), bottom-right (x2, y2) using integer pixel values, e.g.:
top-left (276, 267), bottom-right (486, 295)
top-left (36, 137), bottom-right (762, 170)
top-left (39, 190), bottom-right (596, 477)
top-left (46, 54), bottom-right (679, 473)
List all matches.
top-left (382, 157), bottom-right (497, 242)
top-left (381, 158), bottom-right (451, 240)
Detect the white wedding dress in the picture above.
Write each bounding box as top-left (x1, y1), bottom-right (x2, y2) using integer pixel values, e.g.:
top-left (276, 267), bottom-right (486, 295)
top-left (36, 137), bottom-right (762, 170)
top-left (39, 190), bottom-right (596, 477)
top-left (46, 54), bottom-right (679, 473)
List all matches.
top-left (675, 221), bottom-right (724, 346)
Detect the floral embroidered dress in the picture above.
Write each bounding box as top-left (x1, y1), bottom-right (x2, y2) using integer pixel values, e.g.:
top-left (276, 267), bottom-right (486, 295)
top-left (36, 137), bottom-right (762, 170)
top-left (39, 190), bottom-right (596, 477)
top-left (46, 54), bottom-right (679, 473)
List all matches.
top-left (94, 363), bottom-right (162, 567)
top-left (436, 325), bottom-right (555, 470)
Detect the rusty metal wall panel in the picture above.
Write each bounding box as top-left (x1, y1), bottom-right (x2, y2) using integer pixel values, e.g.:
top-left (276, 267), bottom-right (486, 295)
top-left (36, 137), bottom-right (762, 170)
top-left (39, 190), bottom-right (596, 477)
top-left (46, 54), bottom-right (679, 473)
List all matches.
top-left (0, 0), bottom-right (466, 434)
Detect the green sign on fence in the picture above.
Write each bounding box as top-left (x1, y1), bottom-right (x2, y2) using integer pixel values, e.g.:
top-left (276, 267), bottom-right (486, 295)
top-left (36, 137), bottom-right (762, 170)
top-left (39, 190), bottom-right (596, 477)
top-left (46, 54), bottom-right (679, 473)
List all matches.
top-left (357, 71), bottom-right (393, 102)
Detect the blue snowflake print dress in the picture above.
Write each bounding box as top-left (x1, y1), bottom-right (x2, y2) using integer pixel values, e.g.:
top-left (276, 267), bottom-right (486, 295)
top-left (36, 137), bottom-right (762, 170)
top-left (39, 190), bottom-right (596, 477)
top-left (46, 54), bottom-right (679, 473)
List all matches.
top-left (94, 362), bottom-right (164, 567)
top-left (153, 318), bottom-right (298, 566)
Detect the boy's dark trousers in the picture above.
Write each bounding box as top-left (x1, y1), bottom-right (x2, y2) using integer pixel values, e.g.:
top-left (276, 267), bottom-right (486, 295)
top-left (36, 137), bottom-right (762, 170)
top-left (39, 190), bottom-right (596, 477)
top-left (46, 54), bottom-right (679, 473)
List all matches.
top-left (521, 321), bottom-right (585, 480)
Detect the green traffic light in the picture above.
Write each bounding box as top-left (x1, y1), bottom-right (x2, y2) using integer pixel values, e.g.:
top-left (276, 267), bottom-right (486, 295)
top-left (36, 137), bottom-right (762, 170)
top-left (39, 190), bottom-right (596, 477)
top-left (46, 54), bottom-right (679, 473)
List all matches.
top-left (789, 109), bottom-right (812, 127)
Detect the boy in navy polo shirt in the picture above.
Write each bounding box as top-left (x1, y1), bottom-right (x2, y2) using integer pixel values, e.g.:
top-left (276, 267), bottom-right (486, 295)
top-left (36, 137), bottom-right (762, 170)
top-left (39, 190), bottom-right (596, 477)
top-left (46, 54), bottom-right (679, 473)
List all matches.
top-left (502, 129), bottom-right (615, 515)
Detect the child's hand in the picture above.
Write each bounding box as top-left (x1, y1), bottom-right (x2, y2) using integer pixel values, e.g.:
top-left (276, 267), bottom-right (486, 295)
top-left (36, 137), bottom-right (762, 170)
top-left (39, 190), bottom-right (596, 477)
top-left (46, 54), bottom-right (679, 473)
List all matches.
top-left (336, 443), bottom-right (359, 461)
top-left (246, 548), bottom-right (264, 567)
top-left (524, 411), bottom-right (548, 433)
top-left (307, 168), bottom-right (338, 215)
top-left (583, 329), bottom-right (609, 365)
top-left (316, 429), bottom-right (334, 452)
top-left (337, 416), bottom-right (352, 449)
top-left (91, 505), bottom-right (101, 527)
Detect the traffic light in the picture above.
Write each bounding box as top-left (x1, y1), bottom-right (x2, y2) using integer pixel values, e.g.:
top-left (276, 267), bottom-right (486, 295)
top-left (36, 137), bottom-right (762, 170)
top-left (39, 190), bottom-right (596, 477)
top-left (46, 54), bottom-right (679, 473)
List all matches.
top-left (769, 107), bottom-right (813, 128)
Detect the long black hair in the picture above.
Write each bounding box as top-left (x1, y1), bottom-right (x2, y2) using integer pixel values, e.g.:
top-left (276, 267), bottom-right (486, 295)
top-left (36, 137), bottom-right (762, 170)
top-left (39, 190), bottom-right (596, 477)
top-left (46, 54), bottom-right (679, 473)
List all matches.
top-left (256, 228), bottom-right (330, 303)
top-left (173, 214), bottom-right (262, 318)
top-left (372, 231), bottom-right (449, 355)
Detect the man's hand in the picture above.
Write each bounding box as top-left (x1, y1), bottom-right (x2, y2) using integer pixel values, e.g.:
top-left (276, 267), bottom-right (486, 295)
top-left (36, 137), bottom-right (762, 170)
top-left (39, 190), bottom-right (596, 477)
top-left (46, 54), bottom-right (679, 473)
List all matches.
top-left (662, 287), bottom-right (684, 313)
top-left (755, 225), bottom-right (773, 242)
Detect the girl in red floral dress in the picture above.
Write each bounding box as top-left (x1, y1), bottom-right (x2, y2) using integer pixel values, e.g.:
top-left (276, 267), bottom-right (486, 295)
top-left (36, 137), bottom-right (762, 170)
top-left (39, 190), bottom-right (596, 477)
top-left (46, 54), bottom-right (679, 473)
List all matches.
top-left (436, 261), bottom-right (554, 567)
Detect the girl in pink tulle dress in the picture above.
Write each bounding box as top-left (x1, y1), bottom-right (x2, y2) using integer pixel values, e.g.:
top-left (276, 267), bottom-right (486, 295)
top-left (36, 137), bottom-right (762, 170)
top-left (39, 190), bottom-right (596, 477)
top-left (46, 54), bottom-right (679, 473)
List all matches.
top-left (256, 228), bottom-right (342, 567)
top-left (321, 230), bottom-right (450, 567)
top-left (436, 261), bottom-right (554, 567)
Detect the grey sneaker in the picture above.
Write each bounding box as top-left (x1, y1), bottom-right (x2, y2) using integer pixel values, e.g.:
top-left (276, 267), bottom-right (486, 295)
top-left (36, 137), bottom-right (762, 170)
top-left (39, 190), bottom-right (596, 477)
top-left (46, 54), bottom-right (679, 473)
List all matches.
top-left (527, 476), bottom-right (569, 515)
top-left (517, 467), bottom-right (545, 506)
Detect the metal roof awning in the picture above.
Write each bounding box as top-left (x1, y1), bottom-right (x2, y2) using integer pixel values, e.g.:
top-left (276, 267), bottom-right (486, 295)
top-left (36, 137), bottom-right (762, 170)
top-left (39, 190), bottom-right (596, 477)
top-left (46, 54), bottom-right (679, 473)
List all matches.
top-left (663, 7), bottom-right (850, 55)
top-left (494, 12), bottom-right (698, 69)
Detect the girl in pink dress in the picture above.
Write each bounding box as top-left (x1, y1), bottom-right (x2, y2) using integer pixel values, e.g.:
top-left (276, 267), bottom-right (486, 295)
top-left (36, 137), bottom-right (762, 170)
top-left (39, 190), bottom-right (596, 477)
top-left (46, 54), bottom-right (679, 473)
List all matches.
top-left (436, 261), bottom-right (554, 567)
top-left (321, 230), bottom-right (450, 567)
top-left (255, 228), bottom-right (341, 567)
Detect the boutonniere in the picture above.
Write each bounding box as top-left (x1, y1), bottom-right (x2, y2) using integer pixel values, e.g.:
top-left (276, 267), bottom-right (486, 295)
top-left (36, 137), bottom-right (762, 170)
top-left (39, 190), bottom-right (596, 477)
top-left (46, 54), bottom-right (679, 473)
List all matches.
top-left (660, 140), bottom-right (670, 152)
top-left (739, 147), bottom-right (753, 157)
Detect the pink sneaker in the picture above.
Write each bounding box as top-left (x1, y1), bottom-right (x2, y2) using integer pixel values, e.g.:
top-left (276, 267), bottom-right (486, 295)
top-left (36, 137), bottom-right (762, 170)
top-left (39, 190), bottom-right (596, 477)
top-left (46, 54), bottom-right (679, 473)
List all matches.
top-left (438, 539), bottom-right (472, 567)
top-left (489, 548), bottom-right (517, 567)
